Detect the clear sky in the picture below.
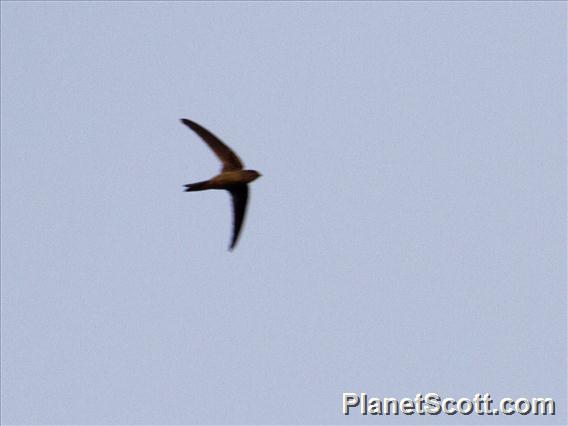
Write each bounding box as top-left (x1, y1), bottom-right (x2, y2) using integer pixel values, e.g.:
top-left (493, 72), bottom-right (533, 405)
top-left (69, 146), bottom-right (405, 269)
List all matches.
top-left (1, 2), bottom-right (565, 425)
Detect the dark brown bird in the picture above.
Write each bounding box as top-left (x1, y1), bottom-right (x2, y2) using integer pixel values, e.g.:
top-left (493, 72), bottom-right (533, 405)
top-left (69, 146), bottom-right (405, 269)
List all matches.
top-left (181, 119), bottom-right (261, 251)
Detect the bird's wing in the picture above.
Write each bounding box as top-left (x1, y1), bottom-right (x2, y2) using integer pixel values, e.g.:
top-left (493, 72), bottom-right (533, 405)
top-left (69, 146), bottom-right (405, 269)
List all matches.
top-left (180, 119), bottom-right (244, 171)
top-left (228, 185), bottom-right (249, 251)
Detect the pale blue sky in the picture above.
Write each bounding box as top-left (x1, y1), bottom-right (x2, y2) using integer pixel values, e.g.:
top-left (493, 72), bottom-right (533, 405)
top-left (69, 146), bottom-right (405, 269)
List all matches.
top-left (1, 2), bottom-right (566, 425)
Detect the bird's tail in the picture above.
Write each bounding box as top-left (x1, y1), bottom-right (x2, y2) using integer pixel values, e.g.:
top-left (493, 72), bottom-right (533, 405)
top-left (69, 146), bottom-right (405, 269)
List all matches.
top-left (184, 180), bottom-right (210, 192)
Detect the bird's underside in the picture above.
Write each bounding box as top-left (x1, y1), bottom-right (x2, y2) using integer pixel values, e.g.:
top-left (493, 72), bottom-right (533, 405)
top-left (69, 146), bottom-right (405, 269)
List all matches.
top-left (180, 119), bottom-right (261, 250)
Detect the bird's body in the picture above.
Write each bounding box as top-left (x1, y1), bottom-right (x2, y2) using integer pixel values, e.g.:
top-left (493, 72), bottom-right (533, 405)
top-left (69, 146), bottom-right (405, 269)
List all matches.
top-left (180, 119), bottom-right (261, 250)
top-left (187, 170), bottom-right (261, 191)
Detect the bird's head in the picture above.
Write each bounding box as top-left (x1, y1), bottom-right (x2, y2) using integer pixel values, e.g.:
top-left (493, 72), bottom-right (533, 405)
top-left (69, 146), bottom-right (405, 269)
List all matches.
top-left (243, 170), bottom-right (262, 183)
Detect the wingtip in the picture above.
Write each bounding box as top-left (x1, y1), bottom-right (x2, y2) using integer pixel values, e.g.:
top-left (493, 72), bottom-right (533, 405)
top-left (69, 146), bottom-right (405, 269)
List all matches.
top-left (228, 240), bottom-right (239, 252)
top-left (182, 118), bottom-right (201, 128)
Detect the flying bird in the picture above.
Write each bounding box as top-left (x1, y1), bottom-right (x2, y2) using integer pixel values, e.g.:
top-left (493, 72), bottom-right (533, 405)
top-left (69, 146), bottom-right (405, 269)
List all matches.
top-left (181, 119), bottom-right (261, 251)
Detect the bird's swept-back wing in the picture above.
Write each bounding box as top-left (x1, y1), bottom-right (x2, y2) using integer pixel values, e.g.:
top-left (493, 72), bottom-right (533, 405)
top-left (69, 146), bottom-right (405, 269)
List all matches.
top-left (180, 119), bottom-right (244, 171)
top-left (228, 185), bottom-right (248, 251)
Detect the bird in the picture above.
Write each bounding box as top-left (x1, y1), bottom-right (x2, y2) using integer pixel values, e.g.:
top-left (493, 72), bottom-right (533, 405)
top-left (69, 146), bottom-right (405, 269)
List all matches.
top-left (180, 118), bottom-right (261, 251)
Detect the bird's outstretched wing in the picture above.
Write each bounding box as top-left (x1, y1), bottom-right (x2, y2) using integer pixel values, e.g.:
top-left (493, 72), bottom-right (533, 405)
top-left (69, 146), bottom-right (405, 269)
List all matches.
top-left (228, 185), bottom-right (249, 251)
top-left (180, 119), bottom-right (244, 171)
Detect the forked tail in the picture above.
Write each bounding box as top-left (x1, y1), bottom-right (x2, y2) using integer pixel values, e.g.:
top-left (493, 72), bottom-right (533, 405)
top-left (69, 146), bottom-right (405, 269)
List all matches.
top-left (184, 180), bottom-right (210, 192)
